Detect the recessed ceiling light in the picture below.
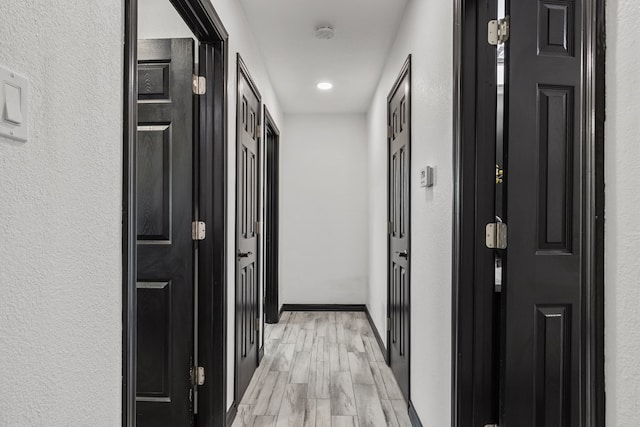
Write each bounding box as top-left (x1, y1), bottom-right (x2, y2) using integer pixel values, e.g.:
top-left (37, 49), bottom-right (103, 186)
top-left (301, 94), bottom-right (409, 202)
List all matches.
top-left (317, 82), bottom-right (333, 91)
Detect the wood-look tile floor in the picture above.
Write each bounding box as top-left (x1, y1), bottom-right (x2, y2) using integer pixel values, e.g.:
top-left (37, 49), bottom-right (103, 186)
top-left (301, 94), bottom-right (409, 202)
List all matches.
top-left (232, 311), bottom-right (412, 427)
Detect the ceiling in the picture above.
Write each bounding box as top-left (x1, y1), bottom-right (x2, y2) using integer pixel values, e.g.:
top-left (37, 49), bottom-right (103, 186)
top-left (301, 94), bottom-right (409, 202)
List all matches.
top-left (239, 0), bottom-right (409, 114)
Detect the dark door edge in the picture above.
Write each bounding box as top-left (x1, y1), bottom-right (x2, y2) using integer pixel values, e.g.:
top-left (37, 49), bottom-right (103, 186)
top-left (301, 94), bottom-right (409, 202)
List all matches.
top-left (123, 1), bottom-right (229, 426)
top-left (122, 1), bottom-right (138, 426)
top-left (450, 0), bottom-right (606, 426)
top-left (592, 0), bottom-right (607, 424)
top-left (364, 306), bottom-right (389, 365)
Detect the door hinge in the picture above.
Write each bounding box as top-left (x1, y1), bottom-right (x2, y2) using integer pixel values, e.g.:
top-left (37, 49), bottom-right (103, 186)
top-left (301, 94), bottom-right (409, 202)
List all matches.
top-left (192, 221), bottom-right (206, 241)
top-left (488, 16), bottom-right (510, 45)
top-left (388, 222), bottom-right (393, 235)
top-left (255, 318), bottom-right (261, 331)
top-left (387, 317), bottom-right (391, 332)
top-left (256, 221), bottom-right (263, 235)
top-left (387, 126), bottom-right (393, 139)
top-left (484, 424), bottom-right (499, 427)
top-left (192, 75), bottom-right (206, 95)
top-left (486, 223), bottom-right (507, 249)
top-left (257, 124), bottom-right (263, 136)
top-left (191, 366), bottom-right (205, 386)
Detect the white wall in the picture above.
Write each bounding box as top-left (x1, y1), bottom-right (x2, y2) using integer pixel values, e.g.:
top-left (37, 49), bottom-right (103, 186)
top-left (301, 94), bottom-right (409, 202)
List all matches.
top-left (366, 0), bottom-right (453, 424)
top-left (0, 1), bottom-right (123, 425)
top-left (139, 0), bottom-right (193, 39)
top-left (605, 0), bottom-right (640, 424)
top-left (280, 114), bottom-right (369, 305)
top-left (207, 0), bottom-right (285, 409)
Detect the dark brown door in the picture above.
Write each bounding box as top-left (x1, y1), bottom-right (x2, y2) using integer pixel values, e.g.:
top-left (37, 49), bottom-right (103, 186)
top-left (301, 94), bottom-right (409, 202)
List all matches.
top-left (387, 57), bottom-right (411, 401)
top-left (502, 1), bottom-right (586, 424)
top-left (235, 56), bottom-right (261, 402)
top-left (136, 38), bottom-right (195, 427)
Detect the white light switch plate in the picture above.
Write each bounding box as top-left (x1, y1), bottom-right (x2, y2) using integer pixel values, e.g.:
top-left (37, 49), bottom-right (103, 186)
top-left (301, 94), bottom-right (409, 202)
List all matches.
top-left (420, 167), bottom-right (428, 187)
top-left (0, 65), bottom-right (29, 142)
top-left (420, 166), bottom-right (434, 188)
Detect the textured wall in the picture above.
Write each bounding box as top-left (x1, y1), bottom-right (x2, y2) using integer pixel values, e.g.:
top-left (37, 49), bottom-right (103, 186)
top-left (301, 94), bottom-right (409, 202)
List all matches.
top-left (605, 0), bottom-right (640, 424)
top-left (280, 114), bottom-right (369, 305)
top-left (0, 1), bottom-right (123, 425)
top-left (366, 0), bottom-right (452, 424)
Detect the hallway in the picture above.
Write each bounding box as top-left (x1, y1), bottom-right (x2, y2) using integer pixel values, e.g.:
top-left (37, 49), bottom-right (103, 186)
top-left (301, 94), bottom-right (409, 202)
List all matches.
top-left (1, 0), bottom-right (635, 425)
top-left (232, 311), bottom-right (412, 427)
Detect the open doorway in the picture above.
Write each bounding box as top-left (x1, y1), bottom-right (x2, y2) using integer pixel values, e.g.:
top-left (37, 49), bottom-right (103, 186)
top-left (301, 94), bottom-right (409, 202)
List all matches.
top-left (122, 1), bottom-right (228, 426)
top-left (263, 106), bottom-right (281, 325)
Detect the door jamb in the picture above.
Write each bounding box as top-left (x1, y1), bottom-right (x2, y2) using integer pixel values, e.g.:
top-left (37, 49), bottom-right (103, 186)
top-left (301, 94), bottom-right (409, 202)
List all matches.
top-left (450, 0), bottom-right (606, 426)
top-left (122, 1), bottom-right (229, 426)
top-left (122, 1), bottom-right (137, 425)
top-left (263, 106), bottom-right (280, 325)
top-left (450, 0), bottom-right (499, 424)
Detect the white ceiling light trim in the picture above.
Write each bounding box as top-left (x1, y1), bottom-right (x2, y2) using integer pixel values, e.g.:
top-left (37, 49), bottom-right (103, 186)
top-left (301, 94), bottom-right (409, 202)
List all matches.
top-left (317, 82), bottom-right (333, 91)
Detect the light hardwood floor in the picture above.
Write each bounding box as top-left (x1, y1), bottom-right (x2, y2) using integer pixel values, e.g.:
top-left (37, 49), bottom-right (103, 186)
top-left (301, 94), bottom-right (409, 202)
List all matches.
top-left (232, 311), bottom-right (412, 427)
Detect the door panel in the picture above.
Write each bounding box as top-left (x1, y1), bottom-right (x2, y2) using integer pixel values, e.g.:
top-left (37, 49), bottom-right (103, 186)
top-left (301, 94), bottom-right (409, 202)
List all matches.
top-left (503, 0), bottom-right (585, 424)
top-left (136, 38), bottom-right (195, 427)
top-left (236, 57), bottom-right (261, 403)
top-left (387, 57), bottom-right (411, 401)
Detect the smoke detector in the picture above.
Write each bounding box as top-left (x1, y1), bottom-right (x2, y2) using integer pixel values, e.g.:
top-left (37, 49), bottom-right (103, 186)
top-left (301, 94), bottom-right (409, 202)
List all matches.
top-left (315, 26), bottom-right (335, 40)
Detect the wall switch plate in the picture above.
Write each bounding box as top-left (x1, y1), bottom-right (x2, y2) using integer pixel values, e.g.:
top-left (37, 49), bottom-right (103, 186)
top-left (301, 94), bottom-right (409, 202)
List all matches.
top-left (420, 166), bottom-right (434, 188)
top-left (426, 166), bottom-right (434, 187)
top-left (0, 65), bottom-right (29, 142)
top-left (420, 168), bottom-right (427, 187)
